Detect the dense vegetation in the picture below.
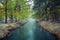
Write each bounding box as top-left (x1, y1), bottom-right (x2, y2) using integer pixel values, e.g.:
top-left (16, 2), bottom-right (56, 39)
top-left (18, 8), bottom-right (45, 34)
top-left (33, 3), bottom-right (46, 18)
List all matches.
top-left (0, 0), bottom-right (60, 23)
top-left (0, 0), bottom-right (31, 23)
top-left (33, 0), bottom-right (60, 22)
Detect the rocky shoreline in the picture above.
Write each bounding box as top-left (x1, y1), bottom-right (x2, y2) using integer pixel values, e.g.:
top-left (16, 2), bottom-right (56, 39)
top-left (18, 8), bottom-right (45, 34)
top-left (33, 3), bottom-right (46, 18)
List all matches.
top-left (37, 21), bottom-right (60, 40)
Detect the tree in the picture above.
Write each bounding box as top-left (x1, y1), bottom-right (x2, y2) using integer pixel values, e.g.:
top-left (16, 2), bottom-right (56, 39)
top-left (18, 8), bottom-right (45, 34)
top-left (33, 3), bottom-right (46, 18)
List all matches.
top-left (33, 0), bottom-right (60, 22)
top-left (0, 0), bottom-right (31, 23)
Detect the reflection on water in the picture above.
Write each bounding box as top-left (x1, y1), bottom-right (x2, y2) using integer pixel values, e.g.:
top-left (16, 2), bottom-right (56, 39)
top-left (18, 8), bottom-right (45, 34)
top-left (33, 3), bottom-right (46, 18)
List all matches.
top-left (3, 18), bottom-right (57, 40)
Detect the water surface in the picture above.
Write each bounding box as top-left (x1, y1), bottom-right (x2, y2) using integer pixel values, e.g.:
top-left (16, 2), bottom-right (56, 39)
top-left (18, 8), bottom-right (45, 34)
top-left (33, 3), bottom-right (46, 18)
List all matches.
top-left (3, 19), bottom-right (57, 40)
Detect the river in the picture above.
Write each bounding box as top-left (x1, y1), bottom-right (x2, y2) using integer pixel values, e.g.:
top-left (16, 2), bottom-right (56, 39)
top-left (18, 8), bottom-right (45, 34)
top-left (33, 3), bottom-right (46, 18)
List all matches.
top-left (3, 19), bottom-right (57, 40)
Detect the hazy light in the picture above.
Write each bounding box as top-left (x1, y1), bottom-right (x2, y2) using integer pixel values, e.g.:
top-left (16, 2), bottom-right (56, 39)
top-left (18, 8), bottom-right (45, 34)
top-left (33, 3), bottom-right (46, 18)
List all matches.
top-left (0, 3), bottom-right (3, 7)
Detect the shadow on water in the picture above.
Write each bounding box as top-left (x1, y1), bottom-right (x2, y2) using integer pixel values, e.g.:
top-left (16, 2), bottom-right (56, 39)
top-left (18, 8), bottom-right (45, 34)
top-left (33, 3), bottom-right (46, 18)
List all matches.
top-left (33, 23), bottom-right (58, 40)
top-left (2, 18), bottom-right (58, 40)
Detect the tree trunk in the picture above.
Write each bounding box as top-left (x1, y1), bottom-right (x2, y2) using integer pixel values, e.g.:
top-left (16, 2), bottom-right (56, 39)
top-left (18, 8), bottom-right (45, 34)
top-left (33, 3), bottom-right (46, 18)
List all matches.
top-left (51, 0), bottom-right (60, 22)
top-left (10, 13), bottom-right (13, 23)
top-left (5, 0), bottom-right (8, 23)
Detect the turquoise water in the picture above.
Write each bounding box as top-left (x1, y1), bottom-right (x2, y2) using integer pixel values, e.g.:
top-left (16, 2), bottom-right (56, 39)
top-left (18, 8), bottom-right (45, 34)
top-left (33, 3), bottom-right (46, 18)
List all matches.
top-left (3, 19), bottom-right (57, 40)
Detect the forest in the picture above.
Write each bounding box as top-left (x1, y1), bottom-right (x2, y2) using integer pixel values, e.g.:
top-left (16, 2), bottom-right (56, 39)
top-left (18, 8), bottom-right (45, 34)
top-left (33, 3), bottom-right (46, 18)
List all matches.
top-left (0, 0), bottom-right (60, 23)
top-left (33, 0), bottom-right (60, 22)
top-left (0, 0), bottom-right (32, 23)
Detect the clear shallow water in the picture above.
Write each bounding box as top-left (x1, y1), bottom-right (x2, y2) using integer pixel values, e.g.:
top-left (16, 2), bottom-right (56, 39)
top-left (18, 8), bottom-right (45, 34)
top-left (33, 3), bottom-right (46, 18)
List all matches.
top-left (3, 19), bottom-right (57, 40)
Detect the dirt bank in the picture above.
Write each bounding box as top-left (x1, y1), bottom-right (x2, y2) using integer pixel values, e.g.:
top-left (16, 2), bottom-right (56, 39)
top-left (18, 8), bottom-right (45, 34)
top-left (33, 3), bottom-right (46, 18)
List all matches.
top-left (0, 22), bottom-right (21, 39)
top-left (38, 21), bottom-right (60, 40)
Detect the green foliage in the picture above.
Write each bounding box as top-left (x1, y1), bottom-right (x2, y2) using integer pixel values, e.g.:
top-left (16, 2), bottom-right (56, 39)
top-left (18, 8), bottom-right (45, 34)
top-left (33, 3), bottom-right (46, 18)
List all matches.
top-left (33, 0), bottom-right (60, 21)
top-left (0, 0), bottom-right (31, 22)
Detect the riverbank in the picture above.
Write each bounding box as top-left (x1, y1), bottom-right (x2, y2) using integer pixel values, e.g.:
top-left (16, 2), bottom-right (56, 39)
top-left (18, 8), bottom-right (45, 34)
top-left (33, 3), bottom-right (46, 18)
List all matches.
top-left (38, 21), bottom-right (60, 40)
top-left (0, 22), bottom-right (23, 39)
